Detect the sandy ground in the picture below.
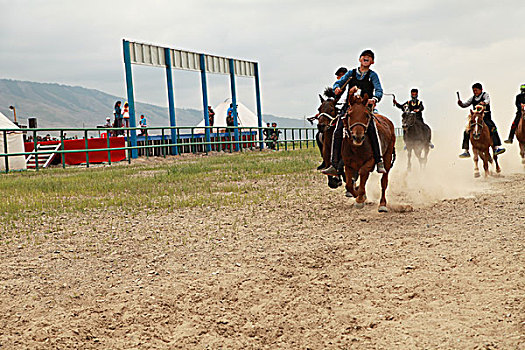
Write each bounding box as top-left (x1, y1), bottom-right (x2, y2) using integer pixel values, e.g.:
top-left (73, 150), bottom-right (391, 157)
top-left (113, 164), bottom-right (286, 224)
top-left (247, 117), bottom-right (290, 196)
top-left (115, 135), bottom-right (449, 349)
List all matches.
top-left (0, 142), bottom-right (524, 349)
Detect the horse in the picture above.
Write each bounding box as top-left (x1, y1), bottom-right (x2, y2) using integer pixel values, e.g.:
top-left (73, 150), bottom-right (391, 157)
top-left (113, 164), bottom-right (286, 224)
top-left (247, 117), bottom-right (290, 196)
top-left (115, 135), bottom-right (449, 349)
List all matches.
top-left (308, 87), bottom-right (344, 189)
top-left (401, 106), bottom-right (432, 170)
top-left (515, 103), bottom-right (525, 165)
top-left (468, 105), bottom-right (501, 177)
top-left (341, 94), bottom-right (396, 212)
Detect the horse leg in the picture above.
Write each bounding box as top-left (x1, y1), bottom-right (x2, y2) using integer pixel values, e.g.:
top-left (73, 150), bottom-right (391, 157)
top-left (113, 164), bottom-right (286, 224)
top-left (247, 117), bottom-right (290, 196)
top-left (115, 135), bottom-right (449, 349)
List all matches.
top-left (422, 146), bottom-right (429, 169)
top-left (354, 161), bottom-right (374, 209)
top-left (415, 147), bottom-right (423, 170)
top-left (520, 142), bottom-right (525, 165)
top-left (407, 147), bottom-right (412, 172)
top-left (494, 152), bottom-right (501, 174)
top-left (473, 149), bottom-right (480, 178)
top-left (481, 150), bottom-right (490, 177)
top-left (345, 166), bottom-right (358, 198)
top-left (378, 145), bottom-right (394, 213)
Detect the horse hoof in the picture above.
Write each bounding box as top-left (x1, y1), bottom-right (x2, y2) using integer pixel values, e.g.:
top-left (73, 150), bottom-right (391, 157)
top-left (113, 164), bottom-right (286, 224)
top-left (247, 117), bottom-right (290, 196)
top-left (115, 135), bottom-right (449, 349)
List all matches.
top-left (496, 168), bottom-right (501, 173)
top-left (474, 172), bottom-right (480, 178)
top-left (345, 191), bottom-right (352, 197)
top-left (378, 206), bottom-right (388, 213)
top-left (354, 201), bottom-right (365, 209)
top-left (521, 158), bottom-right (525, 164)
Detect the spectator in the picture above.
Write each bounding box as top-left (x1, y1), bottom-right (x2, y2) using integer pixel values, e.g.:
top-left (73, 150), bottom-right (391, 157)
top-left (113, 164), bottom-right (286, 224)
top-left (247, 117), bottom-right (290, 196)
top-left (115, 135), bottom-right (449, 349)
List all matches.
top-left (139, 114), bottom-right (147, 136)
top-left (122, 102), bottom-right (130, 128)
top-left (114, 101), bottom-right (122, 128)
top-left (226, 103), bottom-right (237, 132)
top-left (207, 106), bottom-right (215, 127)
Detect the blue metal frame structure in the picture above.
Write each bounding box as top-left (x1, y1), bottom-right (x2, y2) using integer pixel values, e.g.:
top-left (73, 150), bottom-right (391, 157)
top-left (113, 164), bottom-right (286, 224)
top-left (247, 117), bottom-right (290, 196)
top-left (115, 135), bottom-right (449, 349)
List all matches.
top-left (164, 47), bottom-right (178, 155)
top-left (122, 40), bottom-right (138, 158)
top-left (122, 39), bottom-right (264, 156)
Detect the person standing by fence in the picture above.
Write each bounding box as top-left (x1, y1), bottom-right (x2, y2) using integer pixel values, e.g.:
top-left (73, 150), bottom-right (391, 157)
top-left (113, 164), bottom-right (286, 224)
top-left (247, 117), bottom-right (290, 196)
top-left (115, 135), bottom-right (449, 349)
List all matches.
top-left (122, 102), bottom-right (130, 128)
top-left (139, 114), bottom-right (147, 136)
top-left (114, 101), bottom-right (122, 129)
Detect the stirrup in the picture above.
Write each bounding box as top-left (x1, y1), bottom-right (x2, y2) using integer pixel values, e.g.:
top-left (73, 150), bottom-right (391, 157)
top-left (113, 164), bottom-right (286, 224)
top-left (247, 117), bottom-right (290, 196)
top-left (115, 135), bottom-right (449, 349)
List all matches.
top-left (376, 161), bottom-right (387, 174)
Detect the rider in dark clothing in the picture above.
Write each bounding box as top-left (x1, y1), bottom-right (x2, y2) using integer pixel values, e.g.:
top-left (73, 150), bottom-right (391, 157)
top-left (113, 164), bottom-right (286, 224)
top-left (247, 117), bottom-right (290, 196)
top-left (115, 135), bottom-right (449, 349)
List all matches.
top-left (394, 88), bottom-right (425, 122)
top-left (322, 49), bottom-right (385, 176)
top-left (504, 84), bottom-right (525, 144)
top-left (457, 83), bottom-right (506, 158)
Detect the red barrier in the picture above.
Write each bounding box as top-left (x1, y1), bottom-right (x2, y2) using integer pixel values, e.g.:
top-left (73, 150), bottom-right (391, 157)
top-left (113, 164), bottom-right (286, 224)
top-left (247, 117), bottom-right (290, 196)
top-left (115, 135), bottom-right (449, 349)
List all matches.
top-left (24, 137), bottom-right (126, 165)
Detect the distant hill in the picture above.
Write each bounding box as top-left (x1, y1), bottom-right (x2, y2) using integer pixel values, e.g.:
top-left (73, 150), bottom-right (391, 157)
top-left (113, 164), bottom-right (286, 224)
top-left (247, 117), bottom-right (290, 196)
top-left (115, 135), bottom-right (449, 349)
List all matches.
top-left (0, 79), bottom-right (304, 129)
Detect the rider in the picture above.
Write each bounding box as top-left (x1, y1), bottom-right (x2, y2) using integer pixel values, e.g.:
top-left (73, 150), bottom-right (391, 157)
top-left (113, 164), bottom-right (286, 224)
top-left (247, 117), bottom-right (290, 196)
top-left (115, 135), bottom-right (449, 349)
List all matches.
top-left (322, 49), bottom-right (385, 176)
top-left (457, 83), bottom-right (505, 158)
top-left (504, 83), bottom-right (525, 144)
top-left (394, 88), bottom-right (424, 122)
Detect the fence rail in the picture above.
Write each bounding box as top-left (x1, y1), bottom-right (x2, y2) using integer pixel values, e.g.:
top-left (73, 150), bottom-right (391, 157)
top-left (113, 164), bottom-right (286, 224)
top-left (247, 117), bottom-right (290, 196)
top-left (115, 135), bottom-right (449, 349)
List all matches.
top-left (0, 126), bottom-right (319, 173)
top-left (0, 125), bottom-right (404, 173)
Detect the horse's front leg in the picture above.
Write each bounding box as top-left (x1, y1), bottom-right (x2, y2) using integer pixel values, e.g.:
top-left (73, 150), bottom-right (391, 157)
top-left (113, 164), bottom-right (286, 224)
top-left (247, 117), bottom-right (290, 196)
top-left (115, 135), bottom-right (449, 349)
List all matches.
top-left (406, 147), bottom-right (412, 172)
top-left (493, 153), bottom-right (501, 174)
top-left (354, 160), bottom-right (374, 209)
top-left (481, 149), bottom-right (490, 177)
top-left (520, 142), bottom-right (525, 165)
top-left (344, 165), bottom-right (358, 198)
top-left (378, 173), bottom-right (389, 212)
top-left (473, 149), bottom-right (480, 178)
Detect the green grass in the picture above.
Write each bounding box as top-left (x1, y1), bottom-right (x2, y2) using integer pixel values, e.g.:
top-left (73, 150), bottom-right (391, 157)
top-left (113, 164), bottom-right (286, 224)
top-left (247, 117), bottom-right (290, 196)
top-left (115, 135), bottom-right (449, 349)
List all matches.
top-left (0, 148), bottom-right (320, 224)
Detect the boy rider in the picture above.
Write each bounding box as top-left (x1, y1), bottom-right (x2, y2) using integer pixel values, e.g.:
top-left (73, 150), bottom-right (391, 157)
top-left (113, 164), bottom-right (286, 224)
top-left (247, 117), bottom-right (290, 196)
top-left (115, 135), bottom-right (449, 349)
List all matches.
top-left (504, 83), bottom-right (525, 144)
top-left (322, 49), bottom-right (385, 175)
top-left (394, 88), bottom-right (425, 122)
top-left (457, 83), bottom-right (505, 158)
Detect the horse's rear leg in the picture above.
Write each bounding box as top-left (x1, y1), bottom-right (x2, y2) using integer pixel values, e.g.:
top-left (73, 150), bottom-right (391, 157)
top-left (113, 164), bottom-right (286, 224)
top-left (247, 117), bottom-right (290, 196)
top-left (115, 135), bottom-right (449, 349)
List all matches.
top-left (494, 153), bottom-right (501, 174)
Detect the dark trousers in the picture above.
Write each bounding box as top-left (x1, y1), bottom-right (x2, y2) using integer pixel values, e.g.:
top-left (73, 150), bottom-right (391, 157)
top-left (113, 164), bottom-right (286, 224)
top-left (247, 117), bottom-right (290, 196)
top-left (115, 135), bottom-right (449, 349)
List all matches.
top-left (462, 112), bottom-right (502, 149)
top-left (331, 112), bottom-right (382, 167)
top-left (508, 111), bottom-right (522, 138)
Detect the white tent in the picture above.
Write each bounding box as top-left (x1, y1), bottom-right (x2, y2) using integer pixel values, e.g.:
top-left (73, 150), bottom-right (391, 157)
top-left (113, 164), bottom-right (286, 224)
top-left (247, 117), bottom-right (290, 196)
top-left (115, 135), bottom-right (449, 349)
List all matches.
top-left (196, 99), bottom-right (265, 133)
top-left (0, 111), bottom-right (27, 171)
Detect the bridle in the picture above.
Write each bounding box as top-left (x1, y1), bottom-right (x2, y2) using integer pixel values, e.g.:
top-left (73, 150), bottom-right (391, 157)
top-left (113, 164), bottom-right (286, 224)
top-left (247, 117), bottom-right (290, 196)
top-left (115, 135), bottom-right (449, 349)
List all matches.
top-left (346, 107), bottom-right (374, 134)
top-left (402, 111), bottom-right (416, 128)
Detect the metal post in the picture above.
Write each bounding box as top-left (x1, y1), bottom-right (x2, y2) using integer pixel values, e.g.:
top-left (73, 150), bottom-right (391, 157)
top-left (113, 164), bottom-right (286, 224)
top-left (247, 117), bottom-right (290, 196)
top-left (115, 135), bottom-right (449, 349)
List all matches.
top-left (33, 130), bottom-right (39, 171)
top-left (84, 130), bottom-right (89, 167)
top-left (254, 62), bottom-right (264, 149)
top-left (199, 54), bottom-right (211, 152)
top-left (3, 131), bottom-right (8, 173)
top-left (228, 59), bottom-right (240, 152)
top-left (145, 130), bottom-right (149, 158)
top-left (106, 132), bottom-right (112, 165)
top-left (161, 128), bottom-right (166, 158)
top-left (164, 47), bottom-right (178, 155)
top-left (122, 39), bottom-right (138, 159)
top-left (60, 130), bottom-right (65, 168)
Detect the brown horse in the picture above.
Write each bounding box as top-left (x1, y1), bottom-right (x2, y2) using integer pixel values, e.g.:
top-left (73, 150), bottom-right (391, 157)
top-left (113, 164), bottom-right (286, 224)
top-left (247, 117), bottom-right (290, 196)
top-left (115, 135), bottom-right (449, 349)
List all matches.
top-left (341, 94), bottom-right (396, 212)
top-left (515, 103), bottom-right (525, 165)
top-left (308, 88), bottom-right (343, 188)
top-left (468, 106), bottom-right (501, 177)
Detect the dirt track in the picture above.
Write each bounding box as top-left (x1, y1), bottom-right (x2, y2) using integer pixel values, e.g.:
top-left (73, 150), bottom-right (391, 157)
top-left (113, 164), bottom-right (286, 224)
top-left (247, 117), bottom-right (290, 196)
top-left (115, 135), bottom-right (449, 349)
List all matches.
top-left (0, 156), bottom-right (524, 349)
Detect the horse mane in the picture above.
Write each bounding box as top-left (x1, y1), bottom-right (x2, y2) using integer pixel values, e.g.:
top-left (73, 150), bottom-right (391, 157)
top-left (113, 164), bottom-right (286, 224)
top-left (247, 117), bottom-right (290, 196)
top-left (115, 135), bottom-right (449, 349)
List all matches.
top-left (323, 87), bottom-right (336, 99)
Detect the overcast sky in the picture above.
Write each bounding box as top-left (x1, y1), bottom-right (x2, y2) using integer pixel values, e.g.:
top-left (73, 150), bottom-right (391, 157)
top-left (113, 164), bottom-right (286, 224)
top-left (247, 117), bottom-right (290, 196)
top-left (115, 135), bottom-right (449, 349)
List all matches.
top-left (1, 0), bottom-right (524, 132)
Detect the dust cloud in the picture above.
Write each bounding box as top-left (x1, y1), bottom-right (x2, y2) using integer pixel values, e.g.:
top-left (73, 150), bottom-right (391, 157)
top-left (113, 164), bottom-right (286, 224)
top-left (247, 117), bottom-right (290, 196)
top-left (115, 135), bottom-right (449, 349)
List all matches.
top-left (364, 133), bottom-right (524, 207)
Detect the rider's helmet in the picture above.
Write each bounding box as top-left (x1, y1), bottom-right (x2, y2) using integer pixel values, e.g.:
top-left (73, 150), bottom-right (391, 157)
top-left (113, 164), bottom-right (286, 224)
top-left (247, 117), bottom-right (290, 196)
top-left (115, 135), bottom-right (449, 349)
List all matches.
top-left (520, 83), bottom-right (525, 92)
top-left (335, 67), bottom-right (348, 77)
top-left (360, 49), bottom-right (375, 60)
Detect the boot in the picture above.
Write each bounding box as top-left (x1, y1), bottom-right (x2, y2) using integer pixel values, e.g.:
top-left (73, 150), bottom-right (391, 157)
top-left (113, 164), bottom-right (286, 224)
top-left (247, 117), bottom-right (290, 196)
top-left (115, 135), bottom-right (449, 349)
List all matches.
top-left (504, 129), bottom-right (515, 144)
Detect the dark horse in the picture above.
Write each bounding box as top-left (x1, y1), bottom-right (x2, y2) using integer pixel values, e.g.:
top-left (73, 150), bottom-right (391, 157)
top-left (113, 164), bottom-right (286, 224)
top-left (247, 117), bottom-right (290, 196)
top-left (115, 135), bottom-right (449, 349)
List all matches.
top-left (401, 106), bottom-right (432, 170)
top-left (342, 94), bottom-right (396, 212)
top-left (308, 87), bottom-right (344, 189)
top-left (515, 103), bottom-right (525, 165)
top-left (468, 105), bottom-right (501, 177)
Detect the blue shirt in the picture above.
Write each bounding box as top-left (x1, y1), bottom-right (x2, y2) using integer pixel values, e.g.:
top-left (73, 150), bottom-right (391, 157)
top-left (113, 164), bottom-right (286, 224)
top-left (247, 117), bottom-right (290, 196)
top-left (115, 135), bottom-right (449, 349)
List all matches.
top-left (333, 68), bottom-right (383, 102)
top-left (140, 118), bottom-right (147, 127)
top-left (227, 107), bottom-right (233, 116)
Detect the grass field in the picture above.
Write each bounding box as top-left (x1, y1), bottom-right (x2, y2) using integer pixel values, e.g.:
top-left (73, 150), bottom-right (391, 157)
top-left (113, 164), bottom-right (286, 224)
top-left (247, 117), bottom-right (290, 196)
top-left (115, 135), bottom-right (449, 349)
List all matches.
top-left (0, 148), bottom-right (319, 224)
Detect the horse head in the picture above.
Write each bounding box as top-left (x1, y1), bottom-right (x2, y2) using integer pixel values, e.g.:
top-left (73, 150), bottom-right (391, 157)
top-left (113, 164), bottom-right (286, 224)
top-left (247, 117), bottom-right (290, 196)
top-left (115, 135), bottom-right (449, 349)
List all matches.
top-left (401, 107), bottom-right (416, 131)
top-left (345, 94), bottom-right (372, 146)
top-left (310, 87), bottom-right (338, 132)
top-left (469, 106), bottom-right (485, 140)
